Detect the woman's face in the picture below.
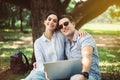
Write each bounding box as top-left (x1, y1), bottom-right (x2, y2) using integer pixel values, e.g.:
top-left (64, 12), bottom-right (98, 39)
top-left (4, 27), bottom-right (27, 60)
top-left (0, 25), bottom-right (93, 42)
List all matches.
top-left (44, 14), bottom-right (58, 31)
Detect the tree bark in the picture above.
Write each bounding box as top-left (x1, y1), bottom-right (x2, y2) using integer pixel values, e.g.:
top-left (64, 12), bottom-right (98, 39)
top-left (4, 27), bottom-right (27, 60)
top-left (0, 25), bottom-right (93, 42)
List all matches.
top-left (30, 0), bottom-right (52, 63)
top-left (19, 8), bottom-right (23, 32)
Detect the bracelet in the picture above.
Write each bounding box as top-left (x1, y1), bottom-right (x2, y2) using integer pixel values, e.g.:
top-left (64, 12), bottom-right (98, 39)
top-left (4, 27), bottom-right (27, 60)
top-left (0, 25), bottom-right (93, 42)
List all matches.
top-left (81, 72), bottom-right (89, 79)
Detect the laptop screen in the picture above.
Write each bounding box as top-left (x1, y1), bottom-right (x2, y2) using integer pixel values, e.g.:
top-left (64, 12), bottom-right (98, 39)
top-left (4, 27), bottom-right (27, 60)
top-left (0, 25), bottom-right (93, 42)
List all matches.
top-left (44, 59), bottom-right (82, 80)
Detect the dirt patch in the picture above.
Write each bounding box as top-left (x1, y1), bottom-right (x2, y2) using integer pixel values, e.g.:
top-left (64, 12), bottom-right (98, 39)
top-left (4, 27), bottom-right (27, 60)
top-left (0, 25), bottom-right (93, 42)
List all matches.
top-left (93, 35), bottom-right (120, 47)
top-left (20, 34), bottom-right (120, 48)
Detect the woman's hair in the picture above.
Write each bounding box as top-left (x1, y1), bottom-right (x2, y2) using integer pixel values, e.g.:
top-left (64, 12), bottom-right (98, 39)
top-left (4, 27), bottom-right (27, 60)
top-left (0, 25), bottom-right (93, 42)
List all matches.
top-left (42, 11), bottom-right (58, 21)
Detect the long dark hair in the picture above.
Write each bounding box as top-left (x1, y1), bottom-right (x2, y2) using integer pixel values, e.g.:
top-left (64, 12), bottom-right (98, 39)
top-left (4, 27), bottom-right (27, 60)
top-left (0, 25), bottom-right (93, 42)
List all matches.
top-left (42, 11), bottom-right (58, 22)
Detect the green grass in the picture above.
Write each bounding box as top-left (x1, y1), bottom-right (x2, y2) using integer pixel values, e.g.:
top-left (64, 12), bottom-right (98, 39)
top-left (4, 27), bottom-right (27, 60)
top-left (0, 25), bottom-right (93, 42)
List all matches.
top-left (98, 47), bottom-right (120, 73)
top-left (85, 29), bottom-right (120, 35)
top-left (0, 24), bottom-right (120, 80)
top-left (82, 23), bottom-right (120, 35)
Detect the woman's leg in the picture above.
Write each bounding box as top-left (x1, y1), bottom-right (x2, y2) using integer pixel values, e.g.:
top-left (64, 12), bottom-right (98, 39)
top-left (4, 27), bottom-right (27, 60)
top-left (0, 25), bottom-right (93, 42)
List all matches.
top-left (23, 69), bottom-right (36, 80)
top-left (32, 70), bottom-right (46, 80)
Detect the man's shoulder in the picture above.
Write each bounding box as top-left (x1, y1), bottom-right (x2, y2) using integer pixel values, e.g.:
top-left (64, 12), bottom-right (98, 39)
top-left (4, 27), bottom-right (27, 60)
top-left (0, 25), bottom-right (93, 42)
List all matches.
top-left (78, 33), bottom-right (93, 40)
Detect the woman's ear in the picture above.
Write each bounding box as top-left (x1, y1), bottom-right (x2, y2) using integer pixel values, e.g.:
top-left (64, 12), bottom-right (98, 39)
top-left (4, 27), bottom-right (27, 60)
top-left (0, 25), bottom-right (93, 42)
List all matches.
top-left (72, 22), bottom-right (76, 28)
top-left (43, 20), bottom-right (47, 25)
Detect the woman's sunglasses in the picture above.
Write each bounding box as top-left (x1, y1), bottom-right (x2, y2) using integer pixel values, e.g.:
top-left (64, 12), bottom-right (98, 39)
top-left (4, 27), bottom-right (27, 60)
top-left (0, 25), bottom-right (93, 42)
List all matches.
top-left (58, 21), bottom-right (69, 30)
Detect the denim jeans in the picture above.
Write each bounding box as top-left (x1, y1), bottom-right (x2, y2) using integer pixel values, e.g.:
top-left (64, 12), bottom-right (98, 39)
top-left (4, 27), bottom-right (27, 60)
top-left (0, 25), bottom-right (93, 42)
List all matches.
top-left (23, 69), bottom-right (46, 80)
top-left (70, 74), bottom-right (95, 80)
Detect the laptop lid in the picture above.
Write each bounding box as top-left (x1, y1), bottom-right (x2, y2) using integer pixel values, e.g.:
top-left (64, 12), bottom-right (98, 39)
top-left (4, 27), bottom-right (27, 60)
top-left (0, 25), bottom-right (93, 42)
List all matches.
top-left (44, 59), bottom-right (82, 80)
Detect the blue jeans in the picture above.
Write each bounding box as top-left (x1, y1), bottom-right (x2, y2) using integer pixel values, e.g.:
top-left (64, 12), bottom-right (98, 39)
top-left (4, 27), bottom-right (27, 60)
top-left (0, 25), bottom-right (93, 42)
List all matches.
top-left (24, 69), bottom-right (46, 80)
top-left (70, 74), bottom-right (95, 80)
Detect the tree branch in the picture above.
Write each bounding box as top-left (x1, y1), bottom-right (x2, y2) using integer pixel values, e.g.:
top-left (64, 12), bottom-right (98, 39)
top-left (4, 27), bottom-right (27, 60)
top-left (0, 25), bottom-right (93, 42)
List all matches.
top-left (1, 0), bottom-right (30, 9)
top-left (71, 0), bottom-right (120, 29)
top-left (62, 0), bottom-right (71, 10)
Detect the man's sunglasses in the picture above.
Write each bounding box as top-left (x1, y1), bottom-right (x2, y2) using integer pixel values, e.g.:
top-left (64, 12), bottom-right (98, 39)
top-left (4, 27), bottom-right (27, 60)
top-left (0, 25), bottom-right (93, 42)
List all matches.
top-left (58, 21), bottom-right (69, 30)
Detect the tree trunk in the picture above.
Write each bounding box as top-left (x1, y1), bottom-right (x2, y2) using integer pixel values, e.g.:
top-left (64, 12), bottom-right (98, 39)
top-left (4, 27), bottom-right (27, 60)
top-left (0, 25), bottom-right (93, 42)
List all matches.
top-left (30, 0), bottom-right (52, 63)
top-left (19, 8), bottom-right (23, 32)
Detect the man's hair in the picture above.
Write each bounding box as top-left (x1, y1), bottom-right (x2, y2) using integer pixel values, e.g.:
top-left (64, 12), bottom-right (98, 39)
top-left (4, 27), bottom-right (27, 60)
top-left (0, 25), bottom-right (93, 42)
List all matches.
top-left (59, 14), bottom-right (74, 22)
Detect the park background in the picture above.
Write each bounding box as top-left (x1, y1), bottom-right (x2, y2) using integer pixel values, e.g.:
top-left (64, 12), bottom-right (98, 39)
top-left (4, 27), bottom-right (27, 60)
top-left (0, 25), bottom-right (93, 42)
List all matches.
top-left (0, 0), bottom-right (120, 80)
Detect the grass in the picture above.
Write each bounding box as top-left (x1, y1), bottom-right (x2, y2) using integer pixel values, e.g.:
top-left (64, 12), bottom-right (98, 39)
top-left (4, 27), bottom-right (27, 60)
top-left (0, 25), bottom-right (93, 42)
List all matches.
top-left (98, 47), bottom-right (120, 72)
top-left (82, 23), bottom-right (120, 35)
top-left (84, 29), bottom-right (120, 35)
top-left (0, 23), bottom-right (120, 80)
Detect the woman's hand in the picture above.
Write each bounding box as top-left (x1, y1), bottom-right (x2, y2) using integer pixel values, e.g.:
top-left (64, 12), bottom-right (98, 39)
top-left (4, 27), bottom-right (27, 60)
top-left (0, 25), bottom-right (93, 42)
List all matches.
top-left (78, 29), bottom-right (87, 37)
top-left (45, 72), bottom-right (50, 80)
top-left (33, 62), bottom-right (36, 68)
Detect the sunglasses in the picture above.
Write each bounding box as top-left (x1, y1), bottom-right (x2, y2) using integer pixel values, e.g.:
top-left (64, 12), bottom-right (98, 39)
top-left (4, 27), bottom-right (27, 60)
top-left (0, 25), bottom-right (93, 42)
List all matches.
top-left (58, 21), bottom-right (69, 30)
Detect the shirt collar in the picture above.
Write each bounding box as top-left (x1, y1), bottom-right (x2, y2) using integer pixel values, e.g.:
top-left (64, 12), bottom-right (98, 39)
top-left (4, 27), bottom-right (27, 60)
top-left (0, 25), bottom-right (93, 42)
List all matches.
top-left (65, 30), bottom-right (78, 43)
top-left (41, 32), bottom-right (56, 42)
top-left (73, 30), bottom-right (79, 42)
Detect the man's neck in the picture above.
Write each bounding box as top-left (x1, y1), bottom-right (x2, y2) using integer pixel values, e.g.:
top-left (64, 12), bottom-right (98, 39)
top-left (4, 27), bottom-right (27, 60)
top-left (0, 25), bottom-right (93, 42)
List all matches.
top-left (67, 31), bottom-right (75, 45)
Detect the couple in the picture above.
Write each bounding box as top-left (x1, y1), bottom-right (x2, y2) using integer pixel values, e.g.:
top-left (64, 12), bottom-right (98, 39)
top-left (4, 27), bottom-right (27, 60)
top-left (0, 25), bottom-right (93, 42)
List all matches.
top-left (22, 11), bottom-right (101, 80)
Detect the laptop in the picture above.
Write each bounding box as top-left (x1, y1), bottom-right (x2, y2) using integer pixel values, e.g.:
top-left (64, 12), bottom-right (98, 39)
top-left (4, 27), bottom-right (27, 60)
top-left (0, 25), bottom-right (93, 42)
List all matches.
top-left (44, 59), bottom-right (82, 80)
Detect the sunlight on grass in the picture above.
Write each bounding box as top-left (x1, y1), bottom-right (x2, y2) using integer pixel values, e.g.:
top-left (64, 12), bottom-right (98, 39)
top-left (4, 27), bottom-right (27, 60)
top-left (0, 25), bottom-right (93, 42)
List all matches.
top-left (98, 47), bottom-right (120, 73)
top-left (82, 23), bottom-right (120, 31)
top-left (100, 62), bottom-right (120, 66)
top-left (0, 54), bottom-right (6, 57)
top-left (81, 23), bottom-right (120, 35)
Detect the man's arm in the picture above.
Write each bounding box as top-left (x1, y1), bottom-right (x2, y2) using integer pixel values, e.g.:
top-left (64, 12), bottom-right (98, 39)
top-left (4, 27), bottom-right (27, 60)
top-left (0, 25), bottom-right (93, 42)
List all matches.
top-left (75, 46), bottom-right (93, 80)
top-left (81, 46), bottom-right (93, 72)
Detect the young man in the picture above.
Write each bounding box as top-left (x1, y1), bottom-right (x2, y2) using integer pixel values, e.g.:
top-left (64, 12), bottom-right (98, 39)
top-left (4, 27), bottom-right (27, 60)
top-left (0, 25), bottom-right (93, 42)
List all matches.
top-left (58, 15), bottom-right (101, 80)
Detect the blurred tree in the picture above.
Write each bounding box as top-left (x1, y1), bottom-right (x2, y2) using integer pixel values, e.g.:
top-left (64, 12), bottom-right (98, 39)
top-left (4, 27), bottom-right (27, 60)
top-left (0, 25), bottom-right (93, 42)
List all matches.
top-left (1, 0), bottom-right (120, 40)
top-left (0, 2), bottom-right (10, 28)
top-left (19, 8), bottom-right (23, 32)
top-left (109, 5), bottom-right (120, 21)
top-left (1, 0), bottom-right (120, 62)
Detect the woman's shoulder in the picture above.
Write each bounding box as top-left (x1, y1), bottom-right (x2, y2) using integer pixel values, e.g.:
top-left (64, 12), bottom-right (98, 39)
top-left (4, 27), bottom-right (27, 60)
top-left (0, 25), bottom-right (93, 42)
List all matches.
top-left (55, 31), bottom-right (64, 37)
top-left (34, 35), bottom-right (44, 44)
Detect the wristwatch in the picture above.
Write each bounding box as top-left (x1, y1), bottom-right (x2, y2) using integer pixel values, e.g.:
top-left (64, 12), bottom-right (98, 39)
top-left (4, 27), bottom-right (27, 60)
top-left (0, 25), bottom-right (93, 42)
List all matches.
top-left (81, 72), bottom-right (89, 79)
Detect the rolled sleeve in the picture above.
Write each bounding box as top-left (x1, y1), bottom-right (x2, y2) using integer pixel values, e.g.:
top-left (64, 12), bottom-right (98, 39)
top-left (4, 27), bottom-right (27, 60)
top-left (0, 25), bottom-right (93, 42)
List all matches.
top-left (34, 40), bottom-right (45, 71)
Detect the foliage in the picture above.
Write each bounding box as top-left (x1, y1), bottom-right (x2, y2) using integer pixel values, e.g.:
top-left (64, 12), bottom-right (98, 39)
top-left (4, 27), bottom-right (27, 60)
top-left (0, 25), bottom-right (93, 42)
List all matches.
top-left (90, 5), bottom-right (120, 23)
top-left (0, 2), bottom-right (31, 30)
top-left (66, 0), bottom-right (76, 12)
top-left (109, 5), bottom-right (120, 21)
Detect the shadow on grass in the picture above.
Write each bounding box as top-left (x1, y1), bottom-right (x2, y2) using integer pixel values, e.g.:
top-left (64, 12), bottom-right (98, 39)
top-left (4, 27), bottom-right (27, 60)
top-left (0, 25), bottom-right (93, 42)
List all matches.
top-left (0, 69), bottom-right (29, 80)
top-left (102, 72), bottom-right (120, 80)
top-left (0, 69), bottom-right (120, 80)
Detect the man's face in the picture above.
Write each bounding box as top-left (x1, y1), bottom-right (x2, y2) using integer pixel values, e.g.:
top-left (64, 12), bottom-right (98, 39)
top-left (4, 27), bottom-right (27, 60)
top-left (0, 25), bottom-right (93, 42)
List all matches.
top-left (59, 18), bottom-right (75, 37)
